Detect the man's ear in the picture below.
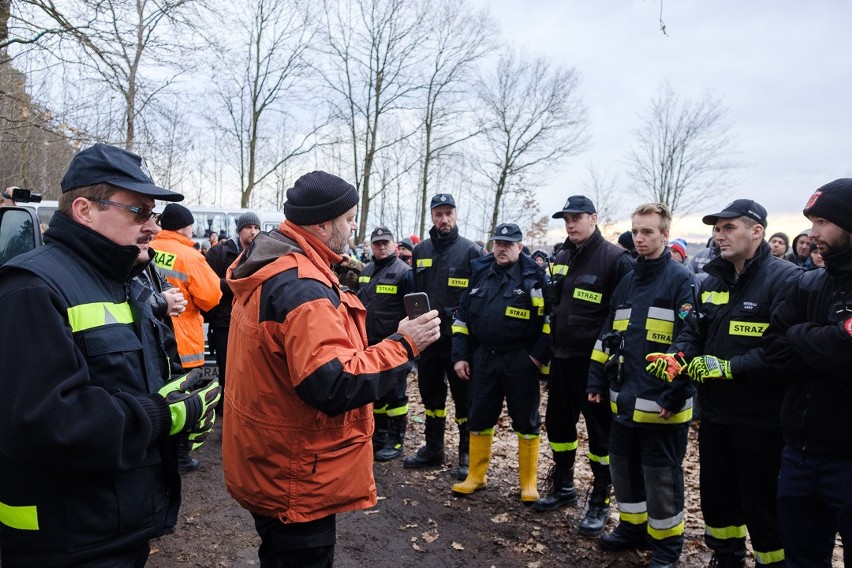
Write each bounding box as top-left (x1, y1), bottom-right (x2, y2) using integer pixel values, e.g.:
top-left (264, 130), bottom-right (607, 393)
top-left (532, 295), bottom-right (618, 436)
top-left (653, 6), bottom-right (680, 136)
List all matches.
top-left (71, 197), bottom-right (95, 227)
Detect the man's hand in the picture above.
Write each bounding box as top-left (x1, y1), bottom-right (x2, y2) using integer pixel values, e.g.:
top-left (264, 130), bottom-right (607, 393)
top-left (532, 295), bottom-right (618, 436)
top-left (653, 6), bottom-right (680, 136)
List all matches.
top-left (398, 309), bottom-right (441, 353)
top-left (163, 288), bottom-right (187, 317)
top-left (645, 352), bottom-right (686, 382)
top-left (588, 393), bottom-right (602, 404)
top-left (686, 355), bottom-right (732, 382)
top-left (454, 360), bottom-right (470, 380)
top-left (157, 372), bottom-right (221, 436)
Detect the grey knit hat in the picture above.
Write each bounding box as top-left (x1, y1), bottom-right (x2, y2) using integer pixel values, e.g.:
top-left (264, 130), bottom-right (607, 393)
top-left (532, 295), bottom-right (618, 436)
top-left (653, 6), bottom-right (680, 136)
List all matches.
top-left (236, 212), bottom-right (261, 232)
top-left (283, 171), bottom-right (359, 225)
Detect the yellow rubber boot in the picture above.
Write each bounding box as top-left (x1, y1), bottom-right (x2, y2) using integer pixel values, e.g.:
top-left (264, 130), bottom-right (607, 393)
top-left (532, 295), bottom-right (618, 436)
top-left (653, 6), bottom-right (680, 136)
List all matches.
top-left (518, 436), bottom-right (541, 503)
top-left (451, 432), bottom-right (493, 495)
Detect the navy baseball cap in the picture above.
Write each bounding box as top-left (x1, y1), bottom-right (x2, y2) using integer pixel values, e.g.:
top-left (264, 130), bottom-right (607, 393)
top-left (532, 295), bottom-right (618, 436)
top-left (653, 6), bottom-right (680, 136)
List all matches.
top-left (60, 143), bottom-right (184, 201)
top-left (552, 195), bottom-right (596, 218)
top-left (430, 193), bottom-right (456, 209)
top-left (370, 226), bottom-right (395, 243)
top-left (702, 199), bottom-right (768, 227)
top-left (489, 223), bottom-right (523, 242)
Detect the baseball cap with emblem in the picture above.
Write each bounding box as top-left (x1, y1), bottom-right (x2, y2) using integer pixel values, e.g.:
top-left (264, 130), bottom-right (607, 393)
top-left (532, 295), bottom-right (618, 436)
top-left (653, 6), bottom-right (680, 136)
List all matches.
top-left (430, 193), bottom-right (456, 209)
top-left (702, 199), bottom-right (768, 227)
top-left (370, 226), bottom-right (395, 243)
top-left (60, 143), bottom-right (184, 201)
top-left (552, 195), bottom-right (596, 218)
top-left (489, 223), bottom-right (523, 242)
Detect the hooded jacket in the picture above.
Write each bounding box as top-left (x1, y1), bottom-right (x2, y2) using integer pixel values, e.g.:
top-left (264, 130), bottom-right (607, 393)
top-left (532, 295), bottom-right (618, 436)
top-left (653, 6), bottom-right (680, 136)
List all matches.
top-left (0, 212), bottom-right (176, 566)
top-left (204, 236), bottom-right (241, 328)
top-left (222, 220), bottom-right (419, 523)
top-left (150, 230), bottom-right (222, 368)
top-left (763, 245), bottom-right (852, 457)
top-left (670, 241), bottom-right (802, 429)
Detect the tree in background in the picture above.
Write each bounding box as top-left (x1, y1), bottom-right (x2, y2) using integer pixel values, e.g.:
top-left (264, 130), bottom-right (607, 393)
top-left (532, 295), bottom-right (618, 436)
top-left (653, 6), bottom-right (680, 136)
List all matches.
top-left (625, 81), bottom-right (739, 215)
top-left (474, 48), bottom-right (589, 242)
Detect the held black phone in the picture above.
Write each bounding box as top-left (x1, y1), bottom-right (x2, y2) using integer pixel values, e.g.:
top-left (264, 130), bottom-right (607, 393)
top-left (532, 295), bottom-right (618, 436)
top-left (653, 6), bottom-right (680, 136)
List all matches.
top-left (403, 292), bottom-right (431, 319)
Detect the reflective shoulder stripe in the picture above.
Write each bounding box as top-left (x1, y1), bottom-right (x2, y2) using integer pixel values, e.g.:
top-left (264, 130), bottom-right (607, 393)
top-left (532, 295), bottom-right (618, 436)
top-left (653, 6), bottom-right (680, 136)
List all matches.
top-left (416, 258), bottom-right (433, 268)
top-left (552, 264), bottom-right (568, 276)
top-left (451, 319), bottom-right (469, 335)
top-left (67, 302), bottom-right (134, 332)
top-left (701, 290), bottom-right (730, 305)
top-left (0, 502), bottom-right (39, 530)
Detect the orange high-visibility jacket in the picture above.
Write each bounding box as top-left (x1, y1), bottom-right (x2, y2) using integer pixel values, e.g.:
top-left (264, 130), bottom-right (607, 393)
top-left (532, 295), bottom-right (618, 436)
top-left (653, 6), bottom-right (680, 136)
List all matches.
top-left (151, 231), bottom-right (222, 369)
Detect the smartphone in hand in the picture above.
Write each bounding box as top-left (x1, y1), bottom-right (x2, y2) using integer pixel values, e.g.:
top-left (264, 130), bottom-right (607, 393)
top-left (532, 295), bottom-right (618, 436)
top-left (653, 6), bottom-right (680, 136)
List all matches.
top-left (403, 292), bottom-right (431, 319)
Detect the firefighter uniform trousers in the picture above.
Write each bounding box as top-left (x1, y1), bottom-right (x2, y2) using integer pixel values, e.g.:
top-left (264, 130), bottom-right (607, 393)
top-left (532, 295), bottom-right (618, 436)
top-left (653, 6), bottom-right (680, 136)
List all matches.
top-left (546, 356), bottom-right (611, 477)
top-left (609, 421), bottom-right (688, 562)
top-left (700, 420), bottom-right (785, 565)
top-left (418, 336), bottom-right (469, 426)
top-left (468, 346), bottom-right (540, 437)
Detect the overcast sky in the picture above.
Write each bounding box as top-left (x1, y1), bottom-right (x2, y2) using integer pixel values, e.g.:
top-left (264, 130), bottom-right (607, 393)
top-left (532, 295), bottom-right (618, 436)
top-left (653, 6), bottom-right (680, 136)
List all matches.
top-left (476, 0), bottom-right (852, 242)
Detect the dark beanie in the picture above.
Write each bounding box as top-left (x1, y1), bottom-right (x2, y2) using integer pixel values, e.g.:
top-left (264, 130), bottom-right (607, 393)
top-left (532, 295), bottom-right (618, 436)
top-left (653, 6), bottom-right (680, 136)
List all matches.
top-left (618, 230), bottom-right (634, 250)
top-left (160, 203), bottom-right (194, 231)
top-left (769, 232), bottom-right (790, 248)
top-left (803, 178), bottom-right (852, 233)
top-left (283, 171), bottom-right (359, 225)
top-left (236, 211), bottom-right (261, 232)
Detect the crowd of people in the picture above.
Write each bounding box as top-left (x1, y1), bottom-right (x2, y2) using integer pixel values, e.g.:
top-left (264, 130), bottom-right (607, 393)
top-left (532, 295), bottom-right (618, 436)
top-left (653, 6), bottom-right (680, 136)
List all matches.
top-left (0, 143), bottom-right (850, 568)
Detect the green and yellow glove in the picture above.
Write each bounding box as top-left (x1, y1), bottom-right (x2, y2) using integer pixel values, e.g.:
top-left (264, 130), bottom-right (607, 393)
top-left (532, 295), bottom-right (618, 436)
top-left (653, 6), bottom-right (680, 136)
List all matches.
top-left (686, 355), bottom-right (732, 382)
top-left (645, 352), bottom-right (687, 382)
top-left (157, 370), bottom-right (221, 436)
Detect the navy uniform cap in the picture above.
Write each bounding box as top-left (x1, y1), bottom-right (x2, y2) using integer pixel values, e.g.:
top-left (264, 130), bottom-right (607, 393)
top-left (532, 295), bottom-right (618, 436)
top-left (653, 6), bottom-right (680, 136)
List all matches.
top-left (552, 195), bottom-right (596, 218)
top-left (430, 193), bottom-right (456, 209)
top-left (489, 223), bottom-right (523, 242)
top-left (370, 226), bottom-right (395, 243)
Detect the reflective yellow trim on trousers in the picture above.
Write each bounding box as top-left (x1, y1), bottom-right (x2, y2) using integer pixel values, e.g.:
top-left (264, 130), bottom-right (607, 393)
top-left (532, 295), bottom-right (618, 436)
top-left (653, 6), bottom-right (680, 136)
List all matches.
top-left (67, 301), bottom-right (134, 332)
top-left (0, 502), bottom-right (39, 530)
top-left (588, 452), bottom-right (609, 465)
top-left (454, 417), bottom-right (468, 425)
top-left (648, 519), bottom-right (685, 540)
top-left (549, 440), bottom-right (578, 452)
top-left (425, 409), bottom-right (447, 418)
top-left (754, 548), bottom-right (785, 565)
top-left (620, 511), bottom-right (648, 525)
top-left (705, 524), bottom-right (747, 540)
top-left (374, 405), bottom-right (388, 415)
top-left (386, 405), bottom-right (409, 417)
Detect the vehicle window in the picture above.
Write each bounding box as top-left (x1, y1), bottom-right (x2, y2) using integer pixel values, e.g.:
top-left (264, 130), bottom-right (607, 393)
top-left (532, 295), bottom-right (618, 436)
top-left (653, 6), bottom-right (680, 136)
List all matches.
top-left (0, 209), bottom-right (39, 265)
top-left (192, 211), bottom-right (228, 239)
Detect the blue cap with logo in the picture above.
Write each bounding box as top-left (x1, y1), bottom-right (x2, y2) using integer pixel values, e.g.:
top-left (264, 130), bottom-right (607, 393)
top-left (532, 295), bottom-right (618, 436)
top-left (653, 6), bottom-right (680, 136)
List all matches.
top-left (430, 193), bottom-right (456, 209)
top-left (489, 223), bottom-right (523, 242)
top-left (552, 195), bottom-right (596, 218)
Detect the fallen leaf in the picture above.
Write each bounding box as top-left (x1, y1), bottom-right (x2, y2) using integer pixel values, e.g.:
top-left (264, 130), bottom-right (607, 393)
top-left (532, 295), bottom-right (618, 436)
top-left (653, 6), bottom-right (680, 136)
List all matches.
top-left (422, 529), bottom-right (439, 543)
top-left (491, 513), bottom-right (509, 524)
top-left (452, 542), bottom-right (464, 550)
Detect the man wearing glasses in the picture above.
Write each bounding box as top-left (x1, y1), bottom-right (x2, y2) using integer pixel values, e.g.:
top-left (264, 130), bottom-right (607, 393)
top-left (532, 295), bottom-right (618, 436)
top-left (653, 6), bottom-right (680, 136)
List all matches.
top-left (0, 143), bottom-right (221, 567)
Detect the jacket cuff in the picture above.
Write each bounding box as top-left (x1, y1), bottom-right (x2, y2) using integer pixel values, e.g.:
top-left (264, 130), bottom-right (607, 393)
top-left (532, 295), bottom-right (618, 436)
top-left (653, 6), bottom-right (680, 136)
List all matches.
top-left (140, 394), bottom-right (172, 440)
top-left (389, 332), bottom-right (418, 360)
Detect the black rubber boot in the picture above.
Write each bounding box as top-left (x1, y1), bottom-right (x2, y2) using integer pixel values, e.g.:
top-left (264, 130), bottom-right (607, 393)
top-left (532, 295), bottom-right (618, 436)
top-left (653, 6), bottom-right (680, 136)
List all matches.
top-left (456, 421), bottom-right (470, 481)
top-left (578, 476), bottom-right (612, 537)
top-left (372, 413), bottom-right (388, 455)
top-left (375, 415), bottom-right (407, 462)
top-left (403, 417), bottom-right (445, 469)
top-left (708, 552), bottom-right (746, 568)
top-left (177, 438), bottom-right (199, 474)
top-left (532, 464), bottom-right (577, 511)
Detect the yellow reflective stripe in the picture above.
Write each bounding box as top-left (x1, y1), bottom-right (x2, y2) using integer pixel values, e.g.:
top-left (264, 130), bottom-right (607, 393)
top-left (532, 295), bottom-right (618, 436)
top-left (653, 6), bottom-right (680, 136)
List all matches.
top-left (67, 302), bottom-right (134, 332)
top-left (591, 349), bottom-right (608, 364)
top-left (553, 264), bottom-right (568, 276)
top-left (549, 440), bottom-right (579, 452)
top-left (373, 405), bottom-right (388, 415)
top-left (613, 319), bottom-right (628, 331)
top-left (386, 404), bottom-right (409, 417)
top-left (416, 258), bottom-right (433, 268)
top-left (588, 452), bottom-right (609, 465)
top-left (531, 296), bottom-right (544, 307)
top-left (648, 519), bottom-right (685, 540)
top-left (729, 321), bottom-right (769, 337)
top-left (705, 524), bottom-right (748, 540)
top-left (358, 275), bottom-right (371, 283)
top-left (542, 323), bottom-right (551, 334)
top-left (425, 408), bottom-right (447, 418)
top-left (620, 511), bottom-right (648, 525)
top-left (702, 290), bottom-right (730, 305)
top-left (153, 249), bottom-right (177, 269)
top-left (646, 329), bottom-right (673, 343)
top-left (610, 399), bottom-right (618, 413)
top-left (0, 502), bottom-right (39, 530)
top-left (539, 364), bottom-right (550, 375)
top-left (505, 307), bottom-right (530, 320)
top-left (573, 288), bottom-right (602, 304)
top-left (452, 319), bottom-right (469, 335)
top-left (754, 548), bottom-right (785, 564)
top-left (448, 277), bottom-right (468, 287)
top-left (646, 318), bottom-right (674, 334)
top-left (376, 284), bottom-right (398, 294)
top-left (454, 416), bottom-right (468, 426)
top-left (633, 406), bottom-right (693, 424)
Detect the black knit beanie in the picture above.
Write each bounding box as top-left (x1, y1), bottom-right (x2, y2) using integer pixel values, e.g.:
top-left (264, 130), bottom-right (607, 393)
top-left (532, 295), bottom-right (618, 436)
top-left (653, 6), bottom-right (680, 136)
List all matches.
top-left (768, 232), bottom-right (790, 248)
top-left (160, 203), bottom-right (194, 231)
top-left (803, 178), bottom-right (852, 233)
top-left (283, 171), bottom-right (359, 225)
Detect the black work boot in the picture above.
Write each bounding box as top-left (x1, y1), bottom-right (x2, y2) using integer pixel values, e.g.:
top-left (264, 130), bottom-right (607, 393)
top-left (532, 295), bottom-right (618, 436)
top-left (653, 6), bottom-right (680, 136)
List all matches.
top-left (599, 523), bottom-right (650, 552)
top-left (372, 413), bottom-right (388, 455)
top-left (403, 417), bottom-right (445, 469)
top-left (579, 464), bottom-right (612, 536)
top-left (177, 438), bottom-right (199, 474)
top-left (532, 464), bottom-right (578, 511)
top-left (375, 415), bottom-right (407, 462)
top-left (708, 552), bottom-right (746, 568)
top-left (456, 421), bottom-right (470, 481)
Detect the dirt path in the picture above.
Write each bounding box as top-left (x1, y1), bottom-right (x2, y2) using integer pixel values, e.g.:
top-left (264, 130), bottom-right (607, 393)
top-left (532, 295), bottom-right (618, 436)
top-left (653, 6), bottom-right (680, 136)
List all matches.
top-left (148, 375), bottom-right (842, 567)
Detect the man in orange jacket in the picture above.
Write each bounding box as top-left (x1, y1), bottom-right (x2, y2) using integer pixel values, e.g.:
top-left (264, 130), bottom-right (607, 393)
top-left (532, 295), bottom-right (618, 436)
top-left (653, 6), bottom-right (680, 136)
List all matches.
top-left (151, 203), bottom-right (222, 371)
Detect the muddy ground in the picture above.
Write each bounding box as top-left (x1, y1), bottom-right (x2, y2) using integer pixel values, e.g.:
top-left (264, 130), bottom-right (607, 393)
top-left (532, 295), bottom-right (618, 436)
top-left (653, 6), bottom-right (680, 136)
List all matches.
top-left (147, 374), bottom-right (842, 567)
